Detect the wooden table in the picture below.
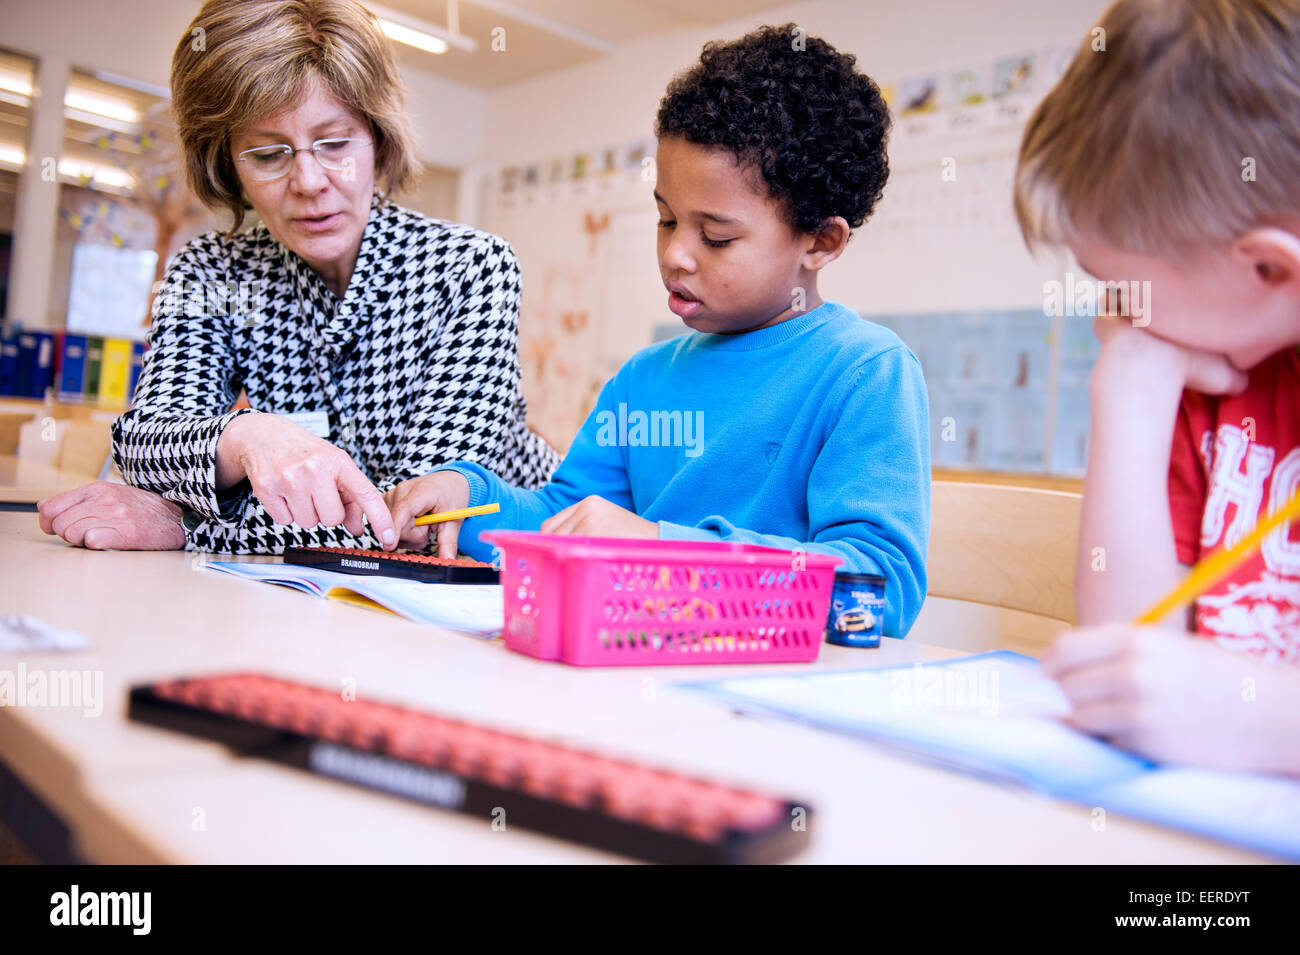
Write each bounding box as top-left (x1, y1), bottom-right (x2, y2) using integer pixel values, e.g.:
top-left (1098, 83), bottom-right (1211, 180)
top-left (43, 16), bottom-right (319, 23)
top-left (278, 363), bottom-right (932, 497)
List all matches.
top-left (0, 512), bottom-right (1266, 863)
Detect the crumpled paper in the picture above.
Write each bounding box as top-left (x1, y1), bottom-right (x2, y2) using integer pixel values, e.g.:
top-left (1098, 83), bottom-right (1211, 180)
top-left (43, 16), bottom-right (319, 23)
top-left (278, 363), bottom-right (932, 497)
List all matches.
top-left (0, 614), bottom-right (91, 652)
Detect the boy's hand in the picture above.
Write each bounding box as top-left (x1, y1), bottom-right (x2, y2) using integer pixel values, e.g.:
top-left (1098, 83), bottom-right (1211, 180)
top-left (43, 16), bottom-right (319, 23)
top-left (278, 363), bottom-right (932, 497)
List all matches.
top-left (1092, 316), bottom-right (1248, 396)
top-left (1043, 624), bottom-right (1278, 772)
top-left (541, 495), bottom-right (659, 540)
top-left (383, 471), bottom-right (472, 557)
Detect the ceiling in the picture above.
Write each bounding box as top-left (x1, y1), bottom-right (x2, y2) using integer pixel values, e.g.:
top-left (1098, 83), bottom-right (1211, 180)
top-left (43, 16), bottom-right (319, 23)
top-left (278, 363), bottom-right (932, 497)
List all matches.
top-left (379, 0), bottom-right (795, 89)
top-left (0, 1), bottom-right (798, 188)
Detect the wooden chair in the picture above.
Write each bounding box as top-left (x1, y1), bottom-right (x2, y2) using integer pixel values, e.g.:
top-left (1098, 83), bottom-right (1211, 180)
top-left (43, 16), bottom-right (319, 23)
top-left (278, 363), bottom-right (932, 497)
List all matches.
top-left (0, 413), bottom-right (32, 455)
top-left (923, 480), bottom-right (1082, 654)
top-left (53, 419), bottom-right (115, 478)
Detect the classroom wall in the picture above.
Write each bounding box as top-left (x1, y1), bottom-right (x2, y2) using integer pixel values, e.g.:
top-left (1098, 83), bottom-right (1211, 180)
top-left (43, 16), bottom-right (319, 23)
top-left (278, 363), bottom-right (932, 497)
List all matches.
top-left (471, 0), bottom-right (1111, 459)
top-left (5, 0), bottom-right (1112, 469)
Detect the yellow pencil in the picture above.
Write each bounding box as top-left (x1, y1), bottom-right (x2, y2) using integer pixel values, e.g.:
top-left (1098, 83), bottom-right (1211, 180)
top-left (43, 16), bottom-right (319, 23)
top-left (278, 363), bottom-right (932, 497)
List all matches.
top-left (413, 503), bottom-right (500, 526)
top-left (1136, 486), bottom-right (1300, 624)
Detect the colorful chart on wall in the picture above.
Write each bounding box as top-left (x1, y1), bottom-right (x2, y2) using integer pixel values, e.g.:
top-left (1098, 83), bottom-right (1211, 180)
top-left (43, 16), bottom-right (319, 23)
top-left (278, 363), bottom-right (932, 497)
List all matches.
top-left (869, 310), bottom-right (1098, 476)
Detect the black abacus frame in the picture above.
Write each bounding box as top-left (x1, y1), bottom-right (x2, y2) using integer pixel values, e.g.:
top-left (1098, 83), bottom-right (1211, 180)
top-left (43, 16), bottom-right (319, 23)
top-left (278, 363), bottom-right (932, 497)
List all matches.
top-left (282, 547), bottom-right (500, 584)
top-left (127, 683), bottom-right (812, 865)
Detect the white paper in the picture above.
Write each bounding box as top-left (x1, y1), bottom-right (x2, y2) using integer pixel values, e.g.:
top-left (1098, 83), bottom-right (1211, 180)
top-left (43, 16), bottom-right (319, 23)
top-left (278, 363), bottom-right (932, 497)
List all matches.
top-left (683, 651), bottom-right (1300, 859)
top-left (202, 561), bottom-right (503, 637)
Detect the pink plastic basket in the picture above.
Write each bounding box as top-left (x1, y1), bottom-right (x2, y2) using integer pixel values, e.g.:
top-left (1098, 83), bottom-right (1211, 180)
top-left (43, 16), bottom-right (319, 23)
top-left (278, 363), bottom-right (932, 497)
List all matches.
top-left (480, 531), bottom-right (842, 667)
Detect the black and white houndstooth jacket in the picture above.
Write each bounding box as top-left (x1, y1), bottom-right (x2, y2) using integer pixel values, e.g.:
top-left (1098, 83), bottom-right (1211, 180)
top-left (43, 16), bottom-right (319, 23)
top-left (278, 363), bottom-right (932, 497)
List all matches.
top-left (111, 195), bottom-right (559, 554)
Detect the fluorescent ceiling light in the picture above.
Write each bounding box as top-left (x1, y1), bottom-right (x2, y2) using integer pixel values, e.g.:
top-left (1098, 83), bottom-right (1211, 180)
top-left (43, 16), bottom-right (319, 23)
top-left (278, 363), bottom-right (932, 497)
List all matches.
top-left (64, 90), bottom-right (141, 125)
top-left (0, 90), bottom-right (31, 110)
top-left (58, 158), bottom-right (135, 192)
top-left (0, 71), bottom-right (33, 98)
top-left (0, 145), bottom-right (133, 192)
top-left (93, 70), bottom-right (170, 101)
top-left (378, 18), bottom-right (450, 55)
top-left (367, 4), bottom-right (475, 54)
top-left (0, 72), bottom-right (145, 127)
top-left (61, 108), bottom-right (141, 137)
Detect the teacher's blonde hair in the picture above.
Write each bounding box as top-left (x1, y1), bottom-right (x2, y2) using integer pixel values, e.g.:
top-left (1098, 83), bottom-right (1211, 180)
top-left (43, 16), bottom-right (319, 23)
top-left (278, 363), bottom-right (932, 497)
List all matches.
top-left (171, 0), bottom-right (419, 230)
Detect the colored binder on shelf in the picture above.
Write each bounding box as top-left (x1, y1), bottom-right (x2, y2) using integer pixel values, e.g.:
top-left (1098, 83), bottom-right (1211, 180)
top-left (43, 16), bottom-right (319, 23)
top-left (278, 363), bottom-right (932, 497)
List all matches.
top-left (98, 337), bottom-right (132, 407)
top-left (58, 333), bottom-right (88, 402)
top-left (82, 336), bottom-right (104, 401)
top-left (126, 340), bottom-right (146, 403)
top-left (15, 331), bottom-right (55, 399)
top-left (0, 335), bottom-right (17, 396)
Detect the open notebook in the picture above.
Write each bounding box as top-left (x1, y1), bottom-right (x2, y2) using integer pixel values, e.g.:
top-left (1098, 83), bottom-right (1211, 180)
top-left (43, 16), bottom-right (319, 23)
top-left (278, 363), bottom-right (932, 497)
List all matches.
top-left (202, 560), bottom-right (503, 637)
top-left (680, 650), bottom-right (1300, 861)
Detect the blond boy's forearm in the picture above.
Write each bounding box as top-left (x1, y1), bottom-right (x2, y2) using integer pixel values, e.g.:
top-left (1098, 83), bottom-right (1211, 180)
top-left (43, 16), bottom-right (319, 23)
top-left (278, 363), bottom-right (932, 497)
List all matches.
top-left (1075, 358), bottom-right (1188, 627)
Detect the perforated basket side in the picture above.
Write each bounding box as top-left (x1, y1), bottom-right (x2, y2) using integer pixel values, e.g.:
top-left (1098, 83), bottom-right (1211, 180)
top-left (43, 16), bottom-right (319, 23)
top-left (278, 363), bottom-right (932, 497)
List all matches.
top-left (483, 531), bottom-right (842, 667)
top-left (563, 555), bottom-right (837, 666)
top-left (496, 540), bottom-right (564, 660)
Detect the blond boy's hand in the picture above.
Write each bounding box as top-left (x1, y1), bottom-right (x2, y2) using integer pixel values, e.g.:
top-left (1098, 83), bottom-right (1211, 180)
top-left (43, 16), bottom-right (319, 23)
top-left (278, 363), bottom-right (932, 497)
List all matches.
top-left (383, 471), bottom-right (471, 557)
top-left (1092, 316), bottom-right (1248, 397)
top-left (541, 495), bottom-right (659, 540)
top-left (1043, 624), bottom-right (1300, 774)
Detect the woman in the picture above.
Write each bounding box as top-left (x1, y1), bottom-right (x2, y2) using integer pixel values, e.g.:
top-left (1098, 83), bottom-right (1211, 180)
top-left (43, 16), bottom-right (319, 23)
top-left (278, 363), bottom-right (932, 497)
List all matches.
top-left (38, 0), bottom-right (558, 553)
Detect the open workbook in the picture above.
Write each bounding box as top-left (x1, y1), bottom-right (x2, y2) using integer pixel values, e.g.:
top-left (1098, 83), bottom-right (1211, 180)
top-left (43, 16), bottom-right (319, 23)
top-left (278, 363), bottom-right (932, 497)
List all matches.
top-left (201, 560), bottom-right (503, 637)
top-left (680, 650), bottom-right (1300, 861)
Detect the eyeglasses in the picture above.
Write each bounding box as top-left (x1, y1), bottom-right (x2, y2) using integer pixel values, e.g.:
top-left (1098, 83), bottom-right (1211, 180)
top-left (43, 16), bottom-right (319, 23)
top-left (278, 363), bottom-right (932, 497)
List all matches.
top-left (235, 137), bottom-right (372, 181)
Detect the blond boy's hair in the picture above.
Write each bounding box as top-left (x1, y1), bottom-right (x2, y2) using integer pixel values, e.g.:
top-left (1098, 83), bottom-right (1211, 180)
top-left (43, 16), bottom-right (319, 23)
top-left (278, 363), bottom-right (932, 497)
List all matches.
top-left (1015, 0), bottom-right (1300, 255)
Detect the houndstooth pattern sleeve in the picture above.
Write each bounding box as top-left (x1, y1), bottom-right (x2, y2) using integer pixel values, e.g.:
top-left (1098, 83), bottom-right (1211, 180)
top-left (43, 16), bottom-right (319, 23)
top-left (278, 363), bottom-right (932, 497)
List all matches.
top-left (110, 235), bottom-right (256, 524)
top-left (109, 198), bottom-right (558, 554)
top-left (386, 233), bottom-right (561, 488)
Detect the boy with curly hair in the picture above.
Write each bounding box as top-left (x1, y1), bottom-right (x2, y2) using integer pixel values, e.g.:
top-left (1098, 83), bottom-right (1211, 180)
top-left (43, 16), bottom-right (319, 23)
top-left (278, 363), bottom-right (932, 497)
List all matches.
top-left (387, 24), bottom-right (931, 636)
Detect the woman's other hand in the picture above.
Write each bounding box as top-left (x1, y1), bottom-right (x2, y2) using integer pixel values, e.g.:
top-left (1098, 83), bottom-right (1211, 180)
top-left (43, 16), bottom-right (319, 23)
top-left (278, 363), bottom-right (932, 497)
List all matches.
top-left (37, 482), bottom-right (187, 550)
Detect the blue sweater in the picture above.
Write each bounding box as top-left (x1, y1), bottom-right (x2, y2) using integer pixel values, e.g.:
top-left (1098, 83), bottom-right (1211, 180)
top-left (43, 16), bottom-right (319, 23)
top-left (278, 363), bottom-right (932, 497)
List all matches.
top-left (439, 302), bottom-right (931, 636)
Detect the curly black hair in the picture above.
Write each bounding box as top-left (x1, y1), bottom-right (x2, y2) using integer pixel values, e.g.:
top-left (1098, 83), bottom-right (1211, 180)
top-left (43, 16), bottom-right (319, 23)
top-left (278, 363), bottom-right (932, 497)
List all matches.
top-left (655, 23), bottom-right (890, 235)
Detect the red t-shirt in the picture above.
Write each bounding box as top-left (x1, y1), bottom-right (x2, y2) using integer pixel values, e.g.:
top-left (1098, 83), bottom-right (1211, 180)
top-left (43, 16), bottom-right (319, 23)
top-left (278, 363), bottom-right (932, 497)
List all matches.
top-left (1168, 346), bottom-right (1300, 661)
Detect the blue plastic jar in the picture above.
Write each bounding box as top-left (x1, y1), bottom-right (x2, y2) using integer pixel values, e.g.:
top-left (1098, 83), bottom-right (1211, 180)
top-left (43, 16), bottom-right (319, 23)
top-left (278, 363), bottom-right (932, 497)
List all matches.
top-left (825, 572), bottom-right (887, 648)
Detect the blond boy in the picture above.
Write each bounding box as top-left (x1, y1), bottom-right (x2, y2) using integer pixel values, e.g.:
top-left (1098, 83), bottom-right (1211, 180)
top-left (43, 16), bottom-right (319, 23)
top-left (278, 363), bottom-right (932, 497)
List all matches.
top-left (1016, 0), bottom-right (1300, 774)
